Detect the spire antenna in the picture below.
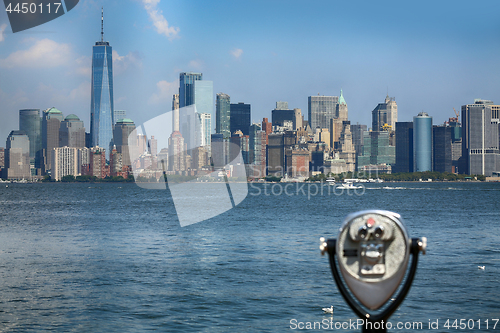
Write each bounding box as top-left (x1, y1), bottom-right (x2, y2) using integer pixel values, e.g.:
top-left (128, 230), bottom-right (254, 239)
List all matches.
top-left (101, 7), bottom-right (104, 42)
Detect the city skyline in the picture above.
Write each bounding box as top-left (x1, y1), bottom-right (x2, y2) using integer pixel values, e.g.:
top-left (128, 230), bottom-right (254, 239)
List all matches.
top-left (1, 1), bottom-right (500, 143)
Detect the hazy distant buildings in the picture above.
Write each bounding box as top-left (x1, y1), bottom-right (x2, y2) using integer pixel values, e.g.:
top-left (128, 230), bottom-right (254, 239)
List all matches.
top-left (395, 122), bottom-right (414, 173)
top-left (4, 130), bottom-right (30, 179)
top-left (216, 93), bottom-right (231, 138)
top-left (372, 95), bottom-right (398, 132)
top-left (90, 10), bottom-right (114, 158)
top-left (308, 95), bottom-right (338, 130)
top-left (461, 99), bottom-right (500, 176)
top-left (413, 112), bottom-right (433, 172)
top-left (230, 102), bottom-right (251, 136)
top-left (59, 114), bottom-right (85, 148)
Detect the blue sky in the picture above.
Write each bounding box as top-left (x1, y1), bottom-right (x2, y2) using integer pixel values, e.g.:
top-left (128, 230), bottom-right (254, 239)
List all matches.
top-left (1, 0), bottom-right (500, 143)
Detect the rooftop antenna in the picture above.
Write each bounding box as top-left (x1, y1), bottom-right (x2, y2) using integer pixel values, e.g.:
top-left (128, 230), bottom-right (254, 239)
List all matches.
top-left (101, 7), bottom-right (104, 42)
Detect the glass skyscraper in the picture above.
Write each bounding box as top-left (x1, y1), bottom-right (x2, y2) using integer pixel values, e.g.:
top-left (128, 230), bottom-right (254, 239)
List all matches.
top-left (179, 72), bottom-right (203, 108)
top-left (19, 109), bottom-right (41, 164)
top-left (90, 10), bottom-right (114, 159)
top-left (216, 93), bottom-right (231, 138)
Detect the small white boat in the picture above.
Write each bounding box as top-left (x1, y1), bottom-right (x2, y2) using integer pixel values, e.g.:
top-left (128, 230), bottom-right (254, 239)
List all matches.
top-left (326, 178), bottom-right (336, 185)
top-left (338, 182), bottom-right (363, 189)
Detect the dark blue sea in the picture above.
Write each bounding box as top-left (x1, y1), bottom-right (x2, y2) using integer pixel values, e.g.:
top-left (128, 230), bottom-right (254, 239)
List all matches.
top-left (0, 182), bottom-right (498, 332)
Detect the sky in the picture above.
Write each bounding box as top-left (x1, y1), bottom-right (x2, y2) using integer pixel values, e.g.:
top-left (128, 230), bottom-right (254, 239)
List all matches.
top-left (1, 0), bottom-right (500, 143)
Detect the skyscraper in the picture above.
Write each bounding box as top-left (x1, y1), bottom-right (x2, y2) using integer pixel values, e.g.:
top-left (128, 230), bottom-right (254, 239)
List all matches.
top-left (179, 72), bottom-right (202, 108)
top-left (113, 118), bottom-right (136, 166)
top-left (90, 8), bottom-right (114, 158)
top-left (59, 114), bottom-right (85, 148)
top-left (433, 125), bottom-right (452, 173)
top-left (19, 109), bottom-right (41, 166)
top-left (413, 112), bottom-right (433, 172)
top-left (336, 90), bottom-right (348, 121)
top-left (372, 95), bottom-right (398, 132)
top-left (308, 95), bottom-right (338, 130)
top-left (216, 93), bottom-right (231, 138)
top-left (395, 122), bottom-right (414, 173)
top-left (200, 113), bottom-right (211, 147)
top-left (230, 102), bottom-right (251, 136)
top-left (42, 107), bottom-right (64, 173)
top-left (461, 99), bottom-right (500, 176)
top-left (4, 130), bottom-right (30, 179)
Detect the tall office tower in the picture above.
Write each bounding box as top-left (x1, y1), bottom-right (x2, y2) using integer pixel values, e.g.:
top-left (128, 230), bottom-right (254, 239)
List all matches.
top-left (59, 114), bottom-right (85, 148)
top-left (90, 9), bottom-right (114, 158)
top-left (113, 110), bottom-right (126, 123)
top-left (395, 122), bottom-right (414, 173)
top-left (329, 118), bottom-right (343, 146)
top-left (148, 136), bottom-right (157, 156)
top-left (413, 112), bottom-right (433, 172)
top-left (336, 90), bottom-right (348, 121)
top-left (433, 126), bottom-right (452, 173)
top-left (230, 102), bottom-right (251, 136)
top-left (0, 147), bottom-right (4, 169)
top-left (230, 131), bottom-right (250, 165)
top-left (276, 101), bottom-right (288, 110)
top-left (267, 133), bottom-right (285, 176)
top-left (179, 72), bottom-right (202, 108)
top-left (308, 95), bottom-right (338, 130)
top-left (249, 124), bottom-right (266, 178)
top-left (372, 95), bottom-right (398, 132)
top-left (293, 109), bottom-right (303, 130)
top-left (199, 113), bottom-right (211, 147)
top-left (339, 124), bottom-right (356, 172)
top-left (168, 93), bottom-right (186, 172)
top-left (4, 130), bottom-right (30, 179)
top-left (216, 93), bottom-right (231, 138)
top-left (357, 131), bottom-right (395, 171)
top-left (210, 133), bottom-right (225, 168)
top-left (351, 124), bottom-right (367, 156)
top-left (461, 99), bottom-right (500, 176)
top-left (172, 94), bottom-right (180, 132)
top-left (19, 109), bottom-right (41, 166)
top-left (42, 107), bottom-right (64, 173)
top-left (52, 146), bottom-right (78, 181)
top-left (261, 118), bottom-right (272, 144)
top-left (113, 118), bottom-right (136, 166)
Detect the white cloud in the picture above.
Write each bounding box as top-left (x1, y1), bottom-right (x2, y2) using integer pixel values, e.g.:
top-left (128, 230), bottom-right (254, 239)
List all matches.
top-left (231, 48), bottom-right (243, 59)
top-left (0, 38), bottom-right (72, 68)
top-left (112, 50), bottom-right (143, 75)
top-left (188, 59), bottom-right (204, 70)
top-left (141, 0), bottom-right (180, 40)
top-left (149, 80), bottom-right (178, 105)
top-left (74, 55), bottom-right (91, 76)
top-left (0, 24), bottom-right (7, 42)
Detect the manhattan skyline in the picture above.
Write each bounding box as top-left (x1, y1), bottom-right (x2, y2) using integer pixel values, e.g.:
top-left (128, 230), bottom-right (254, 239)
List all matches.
top-left (1, 0), bottom-right (500, 143)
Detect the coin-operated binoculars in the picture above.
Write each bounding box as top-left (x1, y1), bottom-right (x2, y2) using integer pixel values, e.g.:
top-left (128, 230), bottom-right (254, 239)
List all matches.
top-left (320, 210), bottom-right (427, 333)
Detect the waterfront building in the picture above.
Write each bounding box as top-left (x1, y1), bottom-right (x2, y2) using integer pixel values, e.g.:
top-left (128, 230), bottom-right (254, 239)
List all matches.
top-left (267, 133), bottom-right (285, 176)
top-left (4, 130), bottom-right (30, 179)
top-left (90, 9), bottom-right (114, 158)
top-left (285, 148), bottom-right (310, 178)
top-left (113, 118), bottom-right (135, 166)
top-left (351, 124), bottom-right (367, 168)
top-left (413, 112), bottom-right (433, 172)
top-left (433, 125), bottom-right (452, 173)
top-left (338, 123), bottom-right (356, 173)
top-left (230, 102), bottom-right (251, 136)
top-left (200, 113), bottom-right (212, 148)
top-left (210, 133), bottom-right (225, 168)
top-left (19, 109), bottom-right (41, 166)
top-left (249, 124), bottom-right (266, 178)
top-left (395, 122), bottom-right (414, 173)
top-left (230, 131), bottom-right (249, 165)
top-left (216, 93), bottom-right (231, 138)
top-left (372, 95), bottom-right (398, 132)
top-left (78, 147), bottom-right (90, 175)
top-left (42, 107), bottom-right (64, 174)
top-left (84, 146), bottom-right (107, 178)
top-left (308, 95), bottom-right (338, 130)
top-left (261, 118), bottom-right (272, 145)
top-left (461, 99), bottom-right (500, 176)
top-left (59, 114), bottom-right (85, 148)
top-left (0, 147), bottom-right (4, 169)
top-left (52, 146), bottom-right (78, 181)
top-left (357, 131), bottom-right (395, 171)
